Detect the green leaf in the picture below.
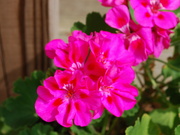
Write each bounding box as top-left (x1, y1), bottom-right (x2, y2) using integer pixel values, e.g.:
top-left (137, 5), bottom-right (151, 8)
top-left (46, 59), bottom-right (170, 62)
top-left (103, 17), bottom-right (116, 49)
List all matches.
top-left (18, 123), bottom-right (58, 135)
top-left (125, 114), bottom-right (160, 135)
top-left (165, 78), bottom-right (180, 105)
top-left (1, 71), bottom-right (45, 128)
top-left (150, 107), bottom-right (179, 135)
top-left (122, 104), bottom-right (139, 118)
top-left (175, 125), bottom-right (180, 135)
top-left (71, 12), bottom-right (117, 35)
top-left (70, 125), bottom-right (98, 135)
top-left (71, 21), bottom-right (86, 32)
top-left (162, 56), bottom-right (180, 79)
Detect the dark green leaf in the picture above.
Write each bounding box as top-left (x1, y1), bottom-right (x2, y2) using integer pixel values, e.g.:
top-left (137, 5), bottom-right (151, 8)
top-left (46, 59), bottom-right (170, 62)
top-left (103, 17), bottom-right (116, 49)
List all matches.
top-left (71, 12), bottom-right (117, 35)
top-left (70, 125), bottom-right (98, 135)
top-left (85, 12), bottom-right (117, 34)
top-left (166, 78), bottom-right (180, 105)
top-left (122, 104), bottom-right (139, 118)
top-left (1, 71), bottom-right (45, 128)
top-left (71, 21), bottom-right (86, 32)
top-left (18, 123), bottom-right (58, 135)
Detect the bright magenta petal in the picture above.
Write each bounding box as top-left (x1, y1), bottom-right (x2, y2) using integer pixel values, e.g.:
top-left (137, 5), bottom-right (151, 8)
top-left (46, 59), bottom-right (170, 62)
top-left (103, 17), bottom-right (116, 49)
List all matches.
top-left (160, 0), bottom-right (180, 10)
top-left (130, 0), bottom-right (150, 9)
top-left (45, 39), bottom-right (67, 59)
top-left (36, 86), bottom-right (54, 101)
top-left (56, 102), bottom-right (75, 127)
top-left (102, 94), bottom-right (123, 117)
top-left (74, 101), bottom-right (92, 126)
top-left (35, 98), bottom-right (57, 122)
top-left (43, 77), bottom-right (59, 91)
top-left (105, 5), bottom-right (130, 32)
top-left (134, 6), bottom-right (153, 27)
top-left (54, 49), bottom-right (71, 69)
top-left (98, 0), bottom-right (127, 7)
top-left (154, 11), bottom-right (177, 29)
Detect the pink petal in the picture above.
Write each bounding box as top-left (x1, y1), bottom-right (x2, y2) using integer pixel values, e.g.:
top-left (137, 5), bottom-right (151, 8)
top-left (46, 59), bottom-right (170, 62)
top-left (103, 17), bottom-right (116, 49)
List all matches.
top-left (69, 30), bottom-right (92, 42)
top-left (128, 35), bottom-right (148, 65)
top-left (113, 83), bottom-right (138, 97)
top-left (69, 40), bottom-right (89, 64)
top-left (45, 39), bottom-right (67, 59)
top-left (105, 5), bottom-right (130, 32)
top-left (54, 49), bottom-right (71, 69)
top-left (154, 11), bottom-right (177, 29)
top-left (130, 0), bottom-right (150, 9)
top-left (73, 101), bottom-right (92, 126)
top-left (98, 0), bottom-right (127, 7)
top-left (134, 6), bottom-right (153, 27)
top-left (135, 27), bottom-right (154, 55)
top-left (43, 77), bottom-right (59, 91)
top-left (106, 65), bottom-right (135, 84)
top-left (102, 94), bottom-right (123, 117)
top-left (35, 98), bottom-right (57, 122)
top-left (160, 0), bottom-right (180, 10)
top-left (37, 86), bottom-right (54, 101)
top-left (93, 104), bottom-right (104, 119)
top-left (114, 91), bottom-right (137, 110)
top-left (56, 102), bottom-right (75, 127)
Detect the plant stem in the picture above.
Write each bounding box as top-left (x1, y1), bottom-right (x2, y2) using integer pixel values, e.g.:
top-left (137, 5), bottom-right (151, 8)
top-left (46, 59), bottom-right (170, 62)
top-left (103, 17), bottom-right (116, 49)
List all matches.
top-left (149, 58), bottom-right (180, 72)
top-left (106, 117), bottom-right (119, 135)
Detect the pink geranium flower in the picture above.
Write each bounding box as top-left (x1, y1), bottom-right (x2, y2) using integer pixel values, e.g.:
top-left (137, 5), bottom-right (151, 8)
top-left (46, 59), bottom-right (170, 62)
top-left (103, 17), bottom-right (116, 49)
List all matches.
top-left (98, 0), bottom-right (127, 7)
top-left (105, 5), bottom-right (153, 65)
top-left (130, 0), bottom-right (179, 29)
top-left (35, 70), bottom-right (101, 127)
top-left (97, 65), bottom-right (138, 117)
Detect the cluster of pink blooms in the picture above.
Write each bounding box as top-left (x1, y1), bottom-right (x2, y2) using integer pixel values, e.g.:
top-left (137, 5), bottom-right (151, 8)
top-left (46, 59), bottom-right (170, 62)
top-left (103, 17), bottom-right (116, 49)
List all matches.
top-left (35, 0), bottom-right (180, 127)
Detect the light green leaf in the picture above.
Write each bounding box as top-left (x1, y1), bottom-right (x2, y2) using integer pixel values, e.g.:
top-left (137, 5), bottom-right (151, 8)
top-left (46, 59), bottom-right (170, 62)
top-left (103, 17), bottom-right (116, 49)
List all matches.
top-left (125, 114), bottom-right (160, 135)
top-left (150, 107), bottom-right (179, 135)
top-left (1, 71), bottom-right (45, 128)
top-left (175, 125), bottom-right (180, 135)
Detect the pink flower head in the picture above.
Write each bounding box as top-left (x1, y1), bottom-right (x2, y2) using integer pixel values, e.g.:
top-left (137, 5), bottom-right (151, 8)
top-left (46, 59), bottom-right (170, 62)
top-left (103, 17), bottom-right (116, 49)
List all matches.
top-left (97, 65), bottom-right (138, 117)
top-left (98, 0), bottom-right (127, 7)
top-left (105, 5), bottom-right (154, 65)
top-left (90, 31), bottom-right (135, 68)
top-left (130, 0), bottom-right (179, 29)
top-left (35, 70), bottom-right (101, 127)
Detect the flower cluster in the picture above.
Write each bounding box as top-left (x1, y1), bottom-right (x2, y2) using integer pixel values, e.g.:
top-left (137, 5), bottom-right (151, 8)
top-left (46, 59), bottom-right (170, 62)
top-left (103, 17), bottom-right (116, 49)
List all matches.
top-left (35, 0), bottom-right (180, 127)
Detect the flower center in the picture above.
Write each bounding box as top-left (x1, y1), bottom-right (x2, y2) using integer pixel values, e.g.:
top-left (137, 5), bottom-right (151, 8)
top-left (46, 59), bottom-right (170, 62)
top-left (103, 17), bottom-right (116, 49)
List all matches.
top-left (70, 62), bottom-right (83, 71)
top-left (63, 84), bottom-right (75, 99)
top-left (97, 52), bottom-right (109, 65)
top-left (99, 85), bottom-right (113, 96)
top-left (150, 0), bottom-right (162, 14)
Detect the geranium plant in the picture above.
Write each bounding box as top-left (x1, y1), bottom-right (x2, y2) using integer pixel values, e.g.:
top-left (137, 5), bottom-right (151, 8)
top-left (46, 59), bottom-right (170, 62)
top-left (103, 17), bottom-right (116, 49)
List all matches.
top-left (0, 0), bottom-right (180, 135)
